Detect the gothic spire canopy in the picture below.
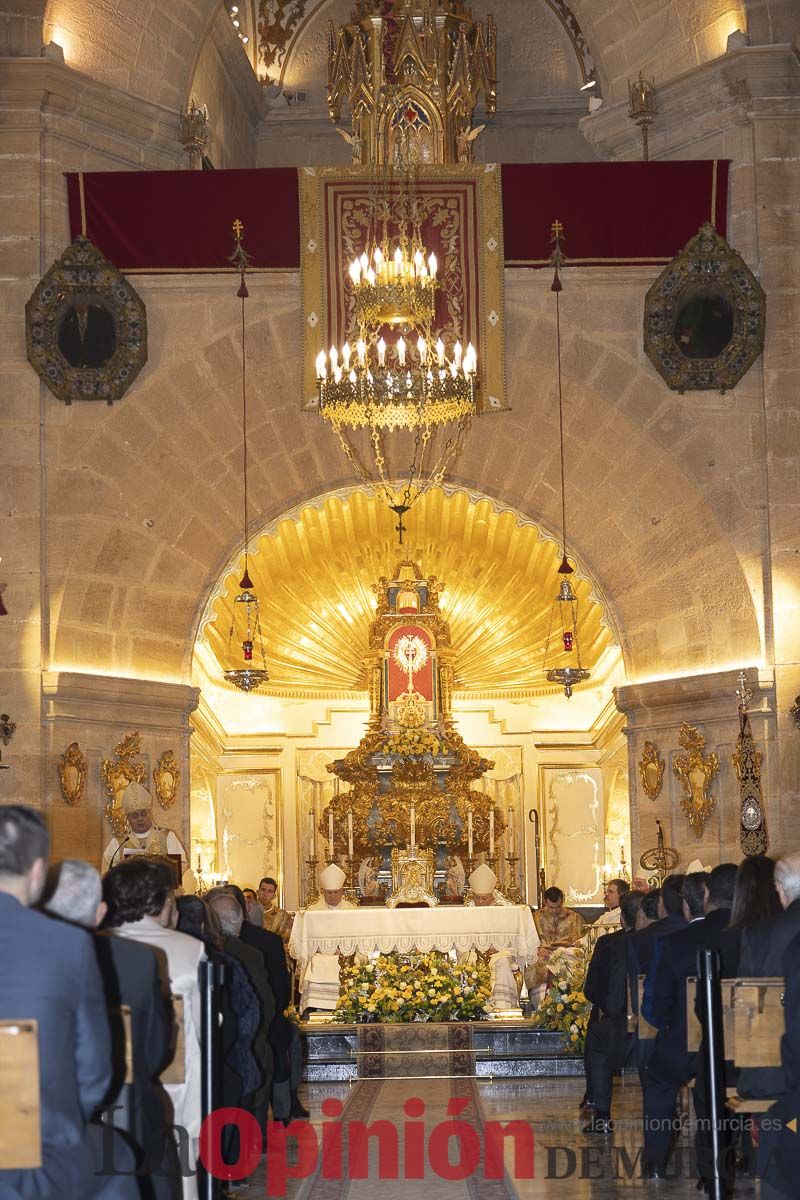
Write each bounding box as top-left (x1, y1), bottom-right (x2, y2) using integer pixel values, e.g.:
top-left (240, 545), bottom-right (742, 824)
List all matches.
top-left (327, 0), bottom-right (497, 165)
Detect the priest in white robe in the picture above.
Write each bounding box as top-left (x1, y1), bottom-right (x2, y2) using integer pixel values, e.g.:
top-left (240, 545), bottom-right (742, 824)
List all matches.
top-left (463, 863), bottom-right (530, 1010)
top-left (299, 862), bottom-right (357, 1014)
top-left (101, 781), bottom-right (187, 877)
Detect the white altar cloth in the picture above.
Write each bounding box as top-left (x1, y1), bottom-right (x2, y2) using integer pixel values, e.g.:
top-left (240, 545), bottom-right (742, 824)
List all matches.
top-left (289, 904), bottom-right (539, 964)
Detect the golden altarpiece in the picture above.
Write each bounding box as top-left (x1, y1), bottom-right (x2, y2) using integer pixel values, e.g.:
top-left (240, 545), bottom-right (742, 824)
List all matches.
top-left (314, 562), bottom-right (519, 905)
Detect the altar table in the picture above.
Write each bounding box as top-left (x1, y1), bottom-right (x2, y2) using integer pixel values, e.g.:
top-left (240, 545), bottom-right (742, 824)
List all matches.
top-left (289, 904), bottom-right (540, 964)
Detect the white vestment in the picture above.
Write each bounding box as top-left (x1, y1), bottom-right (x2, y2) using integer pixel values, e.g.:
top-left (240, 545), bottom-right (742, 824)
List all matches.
top-left (102, 826), bottom-right (187, 875)
top-left (299, 896), bottom-right (357, 1012)
top-left (113, 917), bottom-right (205, 1200)
top-left (462, 895), bottom-right (528, 1010)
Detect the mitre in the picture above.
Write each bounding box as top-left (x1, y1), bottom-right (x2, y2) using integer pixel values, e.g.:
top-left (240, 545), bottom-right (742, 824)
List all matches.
top-left (121, 781), bottom-right (153, 814)
top-left (686, 858), bottom-right (712, 874)
top-left (469, 863), bottom-right (497, 894)
top-left (319, 862), bottom-right (346, 889)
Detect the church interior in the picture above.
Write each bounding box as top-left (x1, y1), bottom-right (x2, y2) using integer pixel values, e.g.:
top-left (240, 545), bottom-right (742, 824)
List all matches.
top-left (2, 0), bottom-right (800, 1196)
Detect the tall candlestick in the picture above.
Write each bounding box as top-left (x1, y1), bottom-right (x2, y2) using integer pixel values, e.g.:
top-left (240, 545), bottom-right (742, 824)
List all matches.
top-left (467, 807), bottom-right (473, 858)
top-left (410, 803), bottom-right (416, 852)
top-left (328, 807), bottom-right (334, 855)
top-left (489, 807), bottom-right (495, 857)
top-left (507, 805), bottom-right (514, 857)
top-left (310, 808), bottom-right (316, 858)
top-left (347, 809), bottom-right (354, 858)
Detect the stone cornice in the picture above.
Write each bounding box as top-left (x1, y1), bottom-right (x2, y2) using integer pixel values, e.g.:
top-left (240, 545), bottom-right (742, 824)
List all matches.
top-left (615, 666), bottom-right (775, 732)
top-left (0, 57), bottom-right (183, 168)
top-left (42, 670), bottom-right (200, 730)
top-left (580, 44), bottom-right (800, 160)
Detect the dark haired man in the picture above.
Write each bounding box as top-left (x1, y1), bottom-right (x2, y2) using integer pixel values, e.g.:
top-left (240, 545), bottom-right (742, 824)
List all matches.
top-left (526, 885), bottom-right (586, 1002)
top-left (257, 876), bottom-right (294, 943)
top-left (0, 805), bottom-right (133, 1199)
top-left (583, 889), bottom-right (643, 1135)
top-left (641, 867), bottom-right (735, 1179)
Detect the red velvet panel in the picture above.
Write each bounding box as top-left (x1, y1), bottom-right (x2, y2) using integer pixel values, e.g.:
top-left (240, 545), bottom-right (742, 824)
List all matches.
top-left (65, 161), bottom-right (729, 272)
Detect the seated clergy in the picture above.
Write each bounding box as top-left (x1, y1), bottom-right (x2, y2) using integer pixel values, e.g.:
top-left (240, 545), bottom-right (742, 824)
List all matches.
top-left (525, 886), bottom-right (587, 1001)
top-left (462, 863), bottom-right (524, 1010)
top-left (299, 862), bottom-right (357, 1015)
top-left (102, 781), bottom-right (187, 878)
top-left (592, 878), bottom-right (631, 936)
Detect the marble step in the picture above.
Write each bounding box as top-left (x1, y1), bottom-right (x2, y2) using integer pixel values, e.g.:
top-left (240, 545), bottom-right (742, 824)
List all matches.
top-left (301, 1022), bottom-right (585, 1080)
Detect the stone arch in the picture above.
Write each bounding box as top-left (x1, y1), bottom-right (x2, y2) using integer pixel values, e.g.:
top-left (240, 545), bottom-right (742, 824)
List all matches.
top-left (45, 272), bottom-right (762, 689)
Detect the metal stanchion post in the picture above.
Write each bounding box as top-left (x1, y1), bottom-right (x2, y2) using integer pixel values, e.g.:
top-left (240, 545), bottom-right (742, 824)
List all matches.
top-left (698, 948), bottom-right (726, 1200)
top-left (198, 958), bottom-right (225, 1200)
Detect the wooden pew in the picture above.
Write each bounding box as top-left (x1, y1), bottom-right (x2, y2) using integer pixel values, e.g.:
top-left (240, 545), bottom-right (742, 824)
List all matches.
top-left (162, 995), bottom-right (185, 1085)
top-left (0, 1019), bottom-right (41, 1169)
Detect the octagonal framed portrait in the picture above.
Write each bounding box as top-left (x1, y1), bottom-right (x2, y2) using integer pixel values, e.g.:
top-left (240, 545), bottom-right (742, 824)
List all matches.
top-left (643, 223), bottom-right (765, 394)
top-left (26, 236), bottom-right (147, 405)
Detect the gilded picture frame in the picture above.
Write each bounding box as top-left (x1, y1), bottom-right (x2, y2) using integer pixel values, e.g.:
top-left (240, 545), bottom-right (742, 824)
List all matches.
top-left (638, 741), bottom-right (665, 801)
top-left (673, 722), bottom-right (720, 837)
top-left (153, 750), bottom-right (181, 809)
top-left (58, 741), bottom-right (87, 806)
top-left (643, 223), bottom-right (765, 394)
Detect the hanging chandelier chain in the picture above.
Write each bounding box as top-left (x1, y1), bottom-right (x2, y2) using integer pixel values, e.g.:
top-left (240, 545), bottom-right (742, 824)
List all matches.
top-left (555, 288), bottom-right (568, 565)
top-left (241, 272), bottom-right (249, 564)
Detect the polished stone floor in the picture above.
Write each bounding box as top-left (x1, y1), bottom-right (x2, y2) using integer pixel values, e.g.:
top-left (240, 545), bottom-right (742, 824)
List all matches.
top-left (224, 1075), bottom-right (758, 1199)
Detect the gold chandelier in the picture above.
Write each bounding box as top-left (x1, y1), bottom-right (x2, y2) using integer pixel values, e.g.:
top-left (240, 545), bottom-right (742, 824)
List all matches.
top-left (315, 198), bottom-right (478, 541)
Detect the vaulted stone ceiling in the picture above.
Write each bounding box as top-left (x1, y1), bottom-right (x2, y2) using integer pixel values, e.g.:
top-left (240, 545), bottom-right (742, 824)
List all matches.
top-left (199, 487), bottom-right (618, 698)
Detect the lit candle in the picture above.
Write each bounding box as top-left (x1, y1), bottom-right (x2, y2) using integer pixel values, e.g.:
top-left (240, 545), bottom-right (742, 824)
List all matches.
top-left (342, 341), bottom-right (351, 370)
top-left (366, 267), bottom-right (376, 286)
top-left (356, 338), bottom-right (366, 367)
top-left (428, 252), bottom-right (437, 277)
top-left (453, 341), bottom-right (462, 369)
top-left (347, 809), bottom-right (354, 858)
top-left (349, 260), bottom-right (361, 286)
top-left (467, 807), bottom-right (473, 858)
top-left (396, 336), bottom-right (406, 367)
top-left (436, 337), bottom-right (445, 367)
top-left (413, 249), bottom-right (424, 275)
top-left (489, 807), bottom-right (495, 857)
top-left (330, 345), bottom-right (338, 369)
top-left (360, 252), bottom-right (369, 273)
top-left (377, 337), bottom-right (386, 367)
top-left (315, 350), bottom-right (327, 379)
top-left (410, 802), bottom-right (416, 852)
top-left (417, 335), bottom-right (427, 364)
top-left (374, 246), bottom-right (383, 269)
top-left (394, 246), bottom-right (402, 278)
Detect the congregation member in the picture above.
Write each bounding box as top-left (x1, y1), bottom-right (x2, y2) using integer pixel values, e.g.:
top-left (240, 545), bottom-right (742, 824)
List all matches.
top-left (0, 804), bottom-right (135, 1200)
top-left (103, 858), bottom-right (204, 1200)
top-left (175, 896), bottom-right (263, 1141)
top-left (737, 853), bottom-right (800, 1116)
top-left (257, 875), bottom-right (295, 943)
top-left (101, 782), bottom-right (187, 877)
top-left (757, 930), bottom-right (800, 1200)
top-left (205, 890), bottom-right (273, 1179)
top-left (641, 867), bottom-right (734, 1180)
top-left (46, 859), bottom-right (181, 1200)
top-left (226, 885), bottom-right (298, 1118)
top-left (593, 878), bottom-right (631, 934)
top-left (582, 890), bottom-right (643, 1135)
top-left (299, 862), bottom-right (357, 1015)
top-left (720, 853), bottom-right (781, 976)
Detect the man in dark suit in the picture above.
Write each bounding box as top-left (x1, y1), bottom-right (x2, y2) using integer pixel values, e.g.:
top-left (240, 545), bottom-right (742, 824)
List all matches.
top-left (757, 927), bottom-right (800, 1200)
top-left (45, 859), bottom-right (181, 1200)
top-left (224, 885), bottom-right (300, 1121)
top-left (0, 805), bottom-right (135, 1199)
top-left (737, 851), bottom-right (800, 1101)
top-left (583, 890), bottom-right (643, 1134)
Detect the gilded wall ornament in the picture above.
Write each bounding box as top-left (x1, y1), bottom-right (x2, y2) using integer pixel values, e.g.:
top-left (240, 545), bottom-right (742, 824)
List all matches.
top-left (58, 742), bottom-right (87, 806)
top-left (643, 223), bottom-right (766, 393)
top-left (26, 235), bottom-right (147, 406)
top-left (153, 750), bottom-right (181, 809)
top-left (101, 732), bottom-right (147, 837)
top-left (638, 741), bottom-right (665, 801)
top-left (673, 722), bottom-right (720, 837)
top-left (0, 713), bottom-right (15, 770)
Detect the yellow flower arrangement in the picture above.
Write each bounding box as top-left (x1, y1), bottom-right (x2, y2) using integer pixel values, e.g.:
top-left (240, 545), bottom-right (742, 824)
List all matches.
top-left (382, 728), bottom-right (441, 757)
top-left (333, 951), bottom-right (492, 1023)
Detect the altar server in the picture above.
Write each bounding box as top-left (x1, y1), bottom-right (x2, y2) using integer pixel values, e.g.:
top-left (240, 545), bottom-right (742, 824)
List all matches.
top-left (299, 863), bottom-right (357, 1014)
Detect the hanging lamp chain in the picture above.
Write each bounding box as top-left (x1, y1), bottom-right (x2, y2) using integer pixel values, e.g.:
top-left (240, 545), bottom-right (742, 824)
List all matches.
top-left (550, 219), bottom-right (572, 577)
top-left (230, 219), bottom-right (253, 589)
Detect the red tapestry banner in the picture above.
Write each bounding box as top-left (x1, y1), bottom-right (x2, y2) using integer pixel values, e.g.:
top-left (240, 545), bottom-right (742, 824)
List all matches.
top-left (299, 165), bottom-right (505, 410)
top-left (65, 161), bottom-right (728, 274)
